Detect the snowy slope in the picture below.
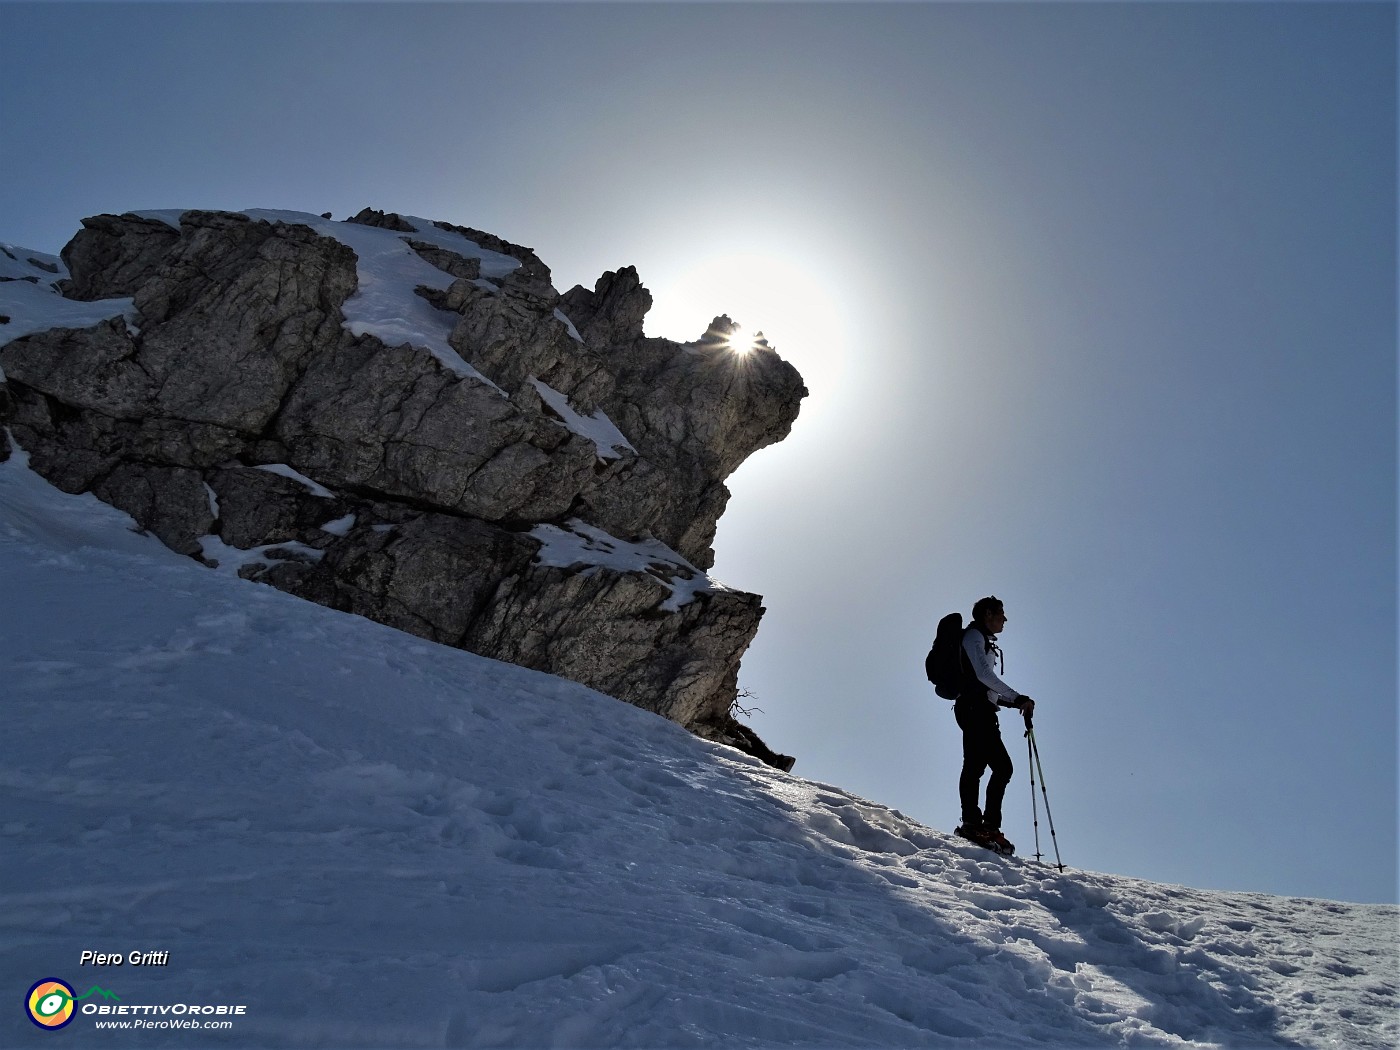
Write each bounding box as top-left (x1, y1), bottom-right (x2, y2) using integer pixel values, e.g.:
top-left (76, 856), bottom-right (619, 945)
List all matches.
top-left (2, 443), bottom-right (1396, 1050)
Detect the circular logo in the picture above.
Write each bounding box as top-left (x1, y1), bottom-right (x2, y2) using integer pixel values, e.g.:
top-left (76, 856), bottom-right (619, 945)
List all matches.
top-left (26, 979), bottom-right (76, 1030)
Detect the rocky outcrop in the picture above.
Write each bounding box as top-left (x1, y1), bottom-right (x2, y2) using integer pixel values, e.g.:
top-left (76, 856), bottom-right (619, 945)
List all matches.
top-left (0, 208), bottom-right (805, 768)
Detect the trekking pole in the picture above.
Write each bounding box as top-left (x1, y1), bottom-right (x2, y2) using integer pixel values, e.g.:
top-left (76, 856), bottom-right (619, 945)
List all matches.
top-left (1024, 718), bottom-right (1043, 864)
top-left (1026, 726), bottom-right (1065, 872)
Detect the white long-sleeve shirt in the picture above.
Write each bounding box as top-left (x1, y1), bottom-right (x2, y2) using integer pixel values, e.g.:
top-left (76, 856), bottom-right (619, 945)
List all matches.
top-left (962, 627), bottom-right (1021, 708)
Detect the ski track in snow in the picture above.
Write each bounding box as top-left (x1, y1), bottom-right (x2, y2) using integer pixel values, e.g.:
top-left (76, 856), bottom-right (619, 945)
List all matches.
top-left (1, 449), bottom-right (1396, 1049)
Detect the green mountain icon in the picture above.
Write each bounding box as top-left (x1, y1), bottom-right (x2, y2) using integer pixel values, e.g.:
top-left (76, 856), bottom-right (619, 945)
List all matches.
top-left (73, 986), bottom-right (120, 1002)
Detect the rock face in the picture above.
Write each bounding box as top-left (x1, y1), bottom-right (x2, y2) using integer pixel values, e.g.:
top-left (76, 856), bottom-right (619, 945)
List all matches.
top-left (0, 209), bottom-right (806, 767)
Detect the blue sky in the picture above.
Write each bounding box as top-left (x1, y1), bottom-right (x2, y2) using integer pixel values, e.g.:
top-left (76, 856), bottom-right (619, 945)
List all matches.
top-left (2, 2), bottom-right (1394, 903)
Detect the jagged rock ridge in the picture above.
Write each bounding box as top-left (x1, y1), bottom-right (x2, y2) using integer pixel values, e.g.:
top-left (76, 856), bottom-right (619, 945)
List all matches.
top-left (0, 208), bottom-right (807, 767)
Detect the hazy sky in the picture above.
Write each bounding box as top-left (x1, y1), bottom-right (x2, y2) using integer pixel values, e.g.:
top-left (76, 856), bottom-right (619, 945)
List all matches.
top-left (2, 2), bottom-right (1394, 904)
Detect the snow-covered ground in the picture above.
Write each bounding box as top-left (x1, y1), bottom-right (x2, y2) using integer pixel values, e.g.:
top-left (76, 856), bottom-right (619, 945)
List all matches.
top-left (2, 444), bottom-right (1396, 1049)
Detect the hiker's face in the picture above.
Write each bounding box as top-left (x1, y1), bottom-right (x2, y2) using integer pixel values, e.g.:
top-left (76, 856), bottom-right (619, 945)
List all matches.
top-left (986, 609), bottom-right (1007, 633)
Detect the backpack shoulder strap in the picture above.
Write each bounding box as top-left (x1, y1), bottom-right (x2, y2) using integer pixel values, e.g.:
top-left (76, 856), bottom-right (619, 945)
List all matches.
top-left (964, 623), bottom-right (1005, 675)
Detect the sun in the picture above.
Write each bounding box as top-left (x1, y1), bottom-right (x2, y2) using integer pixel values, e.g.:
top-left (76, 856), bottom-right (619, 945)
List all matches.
top-left (725, 325), bottom-right (758, 355)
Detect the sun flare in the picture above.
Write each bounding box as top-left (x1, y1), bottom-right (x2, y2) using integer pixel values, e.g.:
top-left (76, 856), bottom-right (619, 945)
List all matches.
top-left (647, 247), bottom-right (849, 420)
top-left (725, 325), bottom-right (757, 355)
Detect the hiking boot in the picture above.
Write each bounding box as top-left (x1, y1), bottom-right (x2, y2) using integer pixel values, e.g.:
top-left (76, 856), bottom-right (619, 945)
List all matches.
top-left (955, 823), bottom-right (995, 846)
top-left (984, 828), bottom-right (1015, 855)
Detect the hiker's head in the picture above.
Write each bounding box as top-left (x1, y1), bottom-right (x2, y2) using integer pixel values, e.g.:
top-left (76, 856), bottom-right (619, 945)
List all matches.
top-left (972, 596), bottom-right (1006, 633)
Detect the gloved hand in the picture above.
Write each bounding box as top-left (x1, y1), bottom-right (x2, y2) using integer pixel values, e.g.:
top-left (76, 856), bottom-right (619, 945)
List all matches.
top-left (1015, 695), bottom-right (1035, 719)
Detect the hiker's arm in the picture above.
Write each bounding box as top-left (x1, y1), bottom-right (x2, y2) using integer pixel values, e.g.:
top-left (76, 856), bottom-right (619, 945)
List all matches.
top-left (962, 632), bottom-right (1020, 703)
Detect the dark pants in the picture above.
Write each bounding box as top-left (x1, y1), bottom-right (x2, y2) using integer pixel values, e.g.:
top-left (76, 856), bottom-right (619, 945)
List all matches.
top-left (954, 698), bottom-right (1013, 830)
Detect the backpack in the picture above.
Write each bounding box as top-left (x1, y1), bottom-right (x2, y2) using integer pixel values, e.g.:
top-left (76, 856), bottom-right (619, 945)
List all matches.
top-left (925, 612), bottom-right (966, 699)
